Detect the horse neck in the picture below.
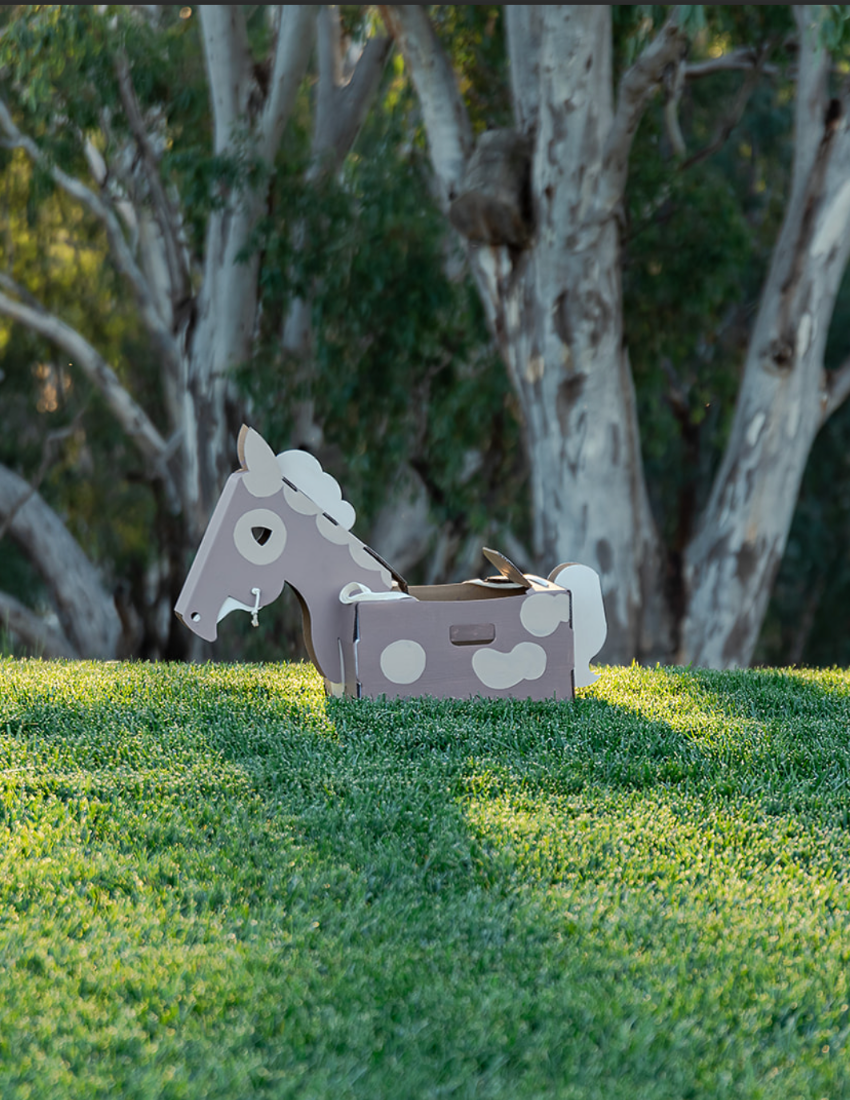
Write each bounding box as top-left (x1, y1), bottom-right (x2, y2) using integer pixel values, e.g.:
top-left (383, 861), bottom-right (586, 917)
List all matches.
top-left (275, 482), bottom-right (393, 608)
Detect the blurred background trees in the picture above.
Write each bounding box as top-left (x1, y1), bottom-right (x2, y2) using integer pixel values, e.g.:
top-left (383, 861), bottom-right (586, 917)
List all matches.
top-left (2, 4), bottom-right (850, 669)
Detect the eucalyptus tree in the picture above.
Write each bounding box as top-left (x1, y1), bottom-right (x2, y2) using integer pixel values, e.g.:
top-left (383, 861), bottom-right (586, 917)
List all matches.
top-left (0, 5), bottom-right (390, 656)
top-left (384, 5), bottom-right (850, 667)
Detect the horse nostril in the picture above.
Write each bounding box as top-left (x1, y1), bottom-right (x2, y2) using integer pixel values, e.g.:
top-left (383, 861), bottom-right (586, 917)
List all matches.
top-left (190, 612), bottom-right (201, 622)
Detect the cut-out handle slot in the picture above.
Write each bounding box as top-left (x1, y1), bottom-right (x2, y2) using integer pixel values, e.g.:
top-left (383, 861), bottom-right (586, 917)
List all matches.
top-left (450, 623), bottom-right (496, 646)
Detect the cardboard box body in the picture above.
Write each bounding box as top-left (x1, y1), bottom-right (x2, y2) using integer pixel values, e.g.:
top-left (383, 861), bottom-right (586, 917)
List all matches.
top-left (350, 588), bottom-right (574, 701)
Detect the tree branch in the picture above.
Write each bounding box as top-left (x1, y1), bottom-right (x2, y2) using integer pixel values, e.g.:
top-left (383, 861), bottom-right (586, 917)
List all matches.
top-left (0, 285), bottom-right (178, 508)
top-left (663, 48), bottom-right (687, 156)
top-left (380, 5), bottom-right (472, 211)
top-left (0, 590), bottom-right (79, 659)
top-left (822, 357), bottom-right (850, 423)
top-left (198, 5), bottom-right (254, 155)
top-left (0, 97), bottom-right (180, 370)
top-left (679, 46), bottom-right (772, 171)
top-left (0, 270), bottom-right (42, 311)
top-left (114, 51), bottom-right (190, 306)
top-left (0, 463), bottom-right (121, 658)
top-left (83, 135), bottom-right (140, 247)
top-left (0, 415), bottom-right (81, 545)
top-left (684, 49), bottom-right (779, 79)
top-left (312, 10), bottom-right (392, 176)
top-left (315, 3), bottom-right (343, 143)
top-left (600, 14), bottom-right (689, 211)
top-left (259, 5), bottom-right (318, 163)
top-left (327, 33), bottom-right (393, 172)
top-left (792, 6), bottom-right (831, 201)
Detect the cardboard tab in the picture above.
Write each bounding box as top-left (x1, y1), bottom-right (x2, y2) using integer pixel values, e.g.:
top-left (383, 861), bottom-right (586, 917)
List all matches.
top-left (482, 547), bottom-right (532, 588)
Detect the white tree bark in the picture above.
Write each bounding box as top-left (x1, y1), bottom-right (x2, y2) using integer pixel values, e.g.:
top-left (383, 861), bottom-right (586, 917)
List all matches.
top-left (0, 5), bottom-right (320, 656)
top-left (0, 464), bottom-right (121, 658)
top-left (679, 10), bottom-right (850, 666)
top-left (387, 5), bottom-right (686, 662)
top-left (388, 3), bottom-right (850, 669)
top-left (0, 591), bottom-right (78, 659)
top-left (311, 7), bottom-right (392, 176)
top-left (381, 5), bottom-right (471, 213)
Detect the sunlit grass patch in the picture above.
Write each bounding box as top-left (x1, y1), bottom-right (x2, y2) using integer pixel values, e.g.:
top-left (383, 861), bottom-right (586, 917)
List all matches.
top-left (1, 658), bottom-right (850, 1097)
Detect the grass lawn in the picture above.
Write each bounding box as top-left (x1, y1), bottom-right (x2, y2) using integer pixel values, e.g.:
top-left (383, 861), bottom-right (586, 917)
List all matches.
top-left (1, 658), bottom-right (850, 1098)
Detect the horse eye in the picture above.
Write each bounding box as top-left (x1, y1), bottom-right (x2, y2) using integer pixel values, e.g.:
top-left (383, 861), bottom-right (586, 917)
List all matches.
top-left (252, 526), bottom-right (272, 546)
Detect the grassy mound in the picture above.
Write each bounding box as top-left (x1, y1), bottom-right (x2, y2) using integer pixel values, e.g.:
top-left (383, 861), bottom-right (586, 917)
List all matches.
top-left (1, 658), bottom-right (850, 1098)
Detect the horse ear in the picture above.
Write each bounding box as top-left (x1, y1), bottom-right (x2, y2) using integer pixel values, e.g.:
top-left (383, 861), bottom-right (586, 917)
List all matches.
top-left (237, 424), bottom-right (251, 468)
top-left (238, 426), bottom-right (282, 498)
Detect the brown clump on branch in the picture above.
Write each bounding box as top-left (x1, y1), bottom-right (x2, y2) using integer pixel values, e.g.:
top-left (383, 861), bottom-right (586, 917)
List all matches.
top-left (449, 129), bottom-right (534, 249)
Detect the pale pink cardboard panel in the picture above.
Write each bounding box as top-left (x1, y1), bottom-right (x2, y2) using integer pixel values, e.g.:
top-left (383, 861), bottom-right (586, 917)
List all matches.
top-left (175, 427), bottom-right (392, 683)
top-left (354, 591), bottom-right (574, 701)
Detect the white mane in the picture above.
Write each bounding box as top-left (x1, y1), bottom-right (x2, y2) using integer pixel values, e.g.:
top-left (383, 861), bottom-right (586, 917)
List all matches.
top-left (276, 449), bottom-right (356, 530)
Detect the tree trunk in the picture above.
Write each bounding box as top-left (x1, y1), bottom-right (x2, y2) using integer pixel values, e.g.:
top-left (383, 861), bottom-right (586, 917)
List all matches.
top-left (470, 239), bottom-right (669, 664)
top-left (0, 591), bottom-right (79, 658)
top-left (680, 19), bottom-right (850, 666)
top-left (387, 4), bottom-right (850, 669)
top-left (281, 8), bottom-right (392, 452)
top-left (0, 464), bottom-right (121, 658)
top-left (468, 7), bottom-right (677, 663)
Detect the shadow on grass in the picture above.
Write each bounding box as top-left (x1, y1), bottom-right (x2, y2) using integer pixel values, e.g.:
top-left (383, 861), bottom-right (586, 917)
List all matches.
top-left (589, 665), bottom-right (850, 820)
top-left (5, 660), bottom-right (850, 1098)
top-left (203, 667), bottom-right (850, 1097)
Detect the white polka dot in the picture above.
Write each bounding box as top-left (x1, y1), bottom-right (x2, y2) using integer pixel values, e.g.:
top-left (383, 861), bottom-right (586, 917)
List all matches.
top-left (380, 640), bottom-right (427, 684)
top-left (519, 592), bottom-right (572, 637)
top-left (472, 642), bottom-right (546, 689)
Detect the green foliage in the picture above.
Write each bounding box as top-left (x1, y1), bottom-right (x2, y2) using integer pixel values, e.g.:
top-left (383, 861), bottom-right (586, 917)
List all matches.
top-left (3, 660), bottom-right (850, 1096)
top-left (238, 75), bottom-right (525, 542)
top-left (622, 14), bottom-right (795, 551)
top-left (0, 5), bottom-right (214, 250)
top-left (0, 7), bottom-right (117, 134)
top-left (430, 6), bottom-right (511, 134)
top-left (820, 6), bottom-right (850, 53)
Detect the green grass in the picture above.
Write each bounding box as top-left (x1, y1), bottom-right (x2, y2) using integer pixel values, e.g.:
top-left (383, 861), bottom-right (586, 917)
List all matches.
top-left (2, 659), bottom-right (850, 1098)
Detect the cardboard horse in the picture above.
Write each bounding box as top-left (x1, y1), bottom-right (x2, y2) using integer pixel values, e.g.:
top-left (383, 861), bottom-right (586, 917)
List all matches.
top-left (175, 427), bottom-right (607, 701)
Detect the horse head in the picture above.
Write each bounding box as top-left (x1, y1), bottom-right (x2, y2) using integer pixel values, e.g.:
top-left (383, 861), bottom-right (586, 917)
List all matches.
top-left (174, 427), bottom-right (290, 642)
top-left (176, 427), bottom-right (394, 686)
